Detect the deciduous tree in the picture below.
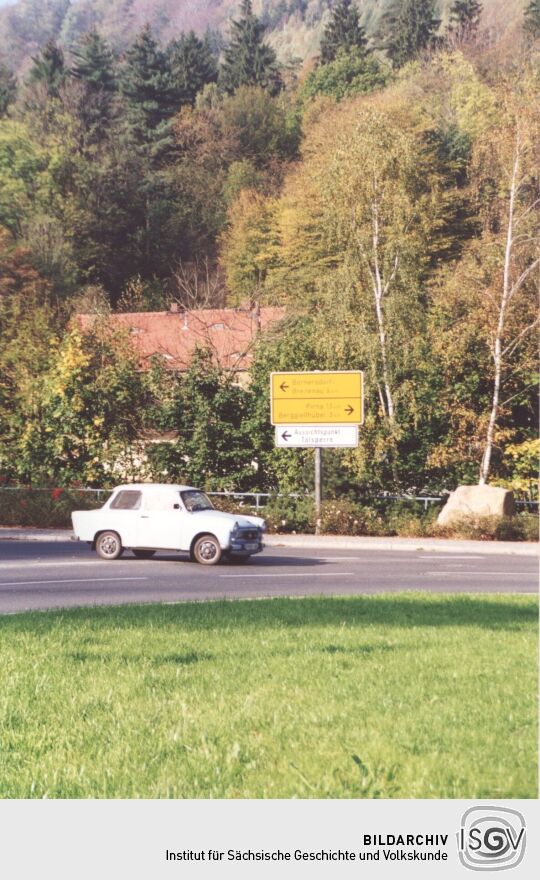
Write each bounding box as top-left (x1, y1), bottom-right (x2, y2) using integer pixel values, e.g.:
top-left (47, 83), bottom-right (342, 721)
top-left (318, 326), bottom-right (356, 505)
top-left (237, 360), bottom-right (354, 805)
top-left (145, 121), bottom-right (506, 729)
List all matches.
top-left (472, 86), bottom-right (540, 484)
top-left (299, 51), bottom-right (388, 102)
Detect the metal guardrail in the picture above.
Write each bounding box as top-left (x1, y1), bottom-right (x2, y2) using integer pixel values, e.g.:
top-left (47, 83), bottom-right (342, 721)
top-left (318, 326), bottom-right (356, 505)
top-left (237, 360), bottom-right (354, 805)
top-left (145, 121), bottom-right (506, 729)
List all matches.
top-left (0, 487), bottom-right (537, 512)
top-left (0, 486), bottom-right (111, 500)
top-left (206, 491), bottom-right (304, 510)
top-left (207, 492), bottom-right (538, 511)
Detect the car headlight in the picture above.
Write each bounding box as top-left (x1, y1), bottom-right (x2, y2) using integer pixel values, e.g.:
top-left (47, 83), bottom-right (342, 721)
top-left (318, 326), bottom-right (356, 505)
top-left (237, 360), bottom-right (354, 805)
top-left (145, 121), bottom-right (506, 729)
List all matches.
top-left (231, 521), bottom-right (239, 536)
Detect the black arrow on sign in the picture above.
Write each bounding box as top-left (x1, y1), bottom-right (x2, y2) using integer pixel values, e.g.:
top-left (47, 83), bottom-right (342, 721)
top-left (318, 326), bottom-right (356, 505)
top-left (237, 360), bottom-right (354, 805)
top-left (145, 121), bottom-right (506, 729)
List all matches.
top-left (281, 431), bottom-right (291, 441)
top-left (344, 405), bottom-right (354, 415)
top-left (280, 382), bottom-right (289, 392)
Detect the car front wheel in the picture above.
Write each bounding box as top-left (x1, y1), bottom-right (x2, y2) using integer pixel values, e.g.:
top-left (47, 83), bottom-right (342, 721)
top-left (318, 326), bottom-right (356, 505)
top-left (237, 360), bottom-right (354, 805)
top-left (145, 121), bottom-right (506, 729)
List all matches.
top-left (95, 531), bottom-right (123, 560)
top-left (193, 535), bottom-right (222, 565)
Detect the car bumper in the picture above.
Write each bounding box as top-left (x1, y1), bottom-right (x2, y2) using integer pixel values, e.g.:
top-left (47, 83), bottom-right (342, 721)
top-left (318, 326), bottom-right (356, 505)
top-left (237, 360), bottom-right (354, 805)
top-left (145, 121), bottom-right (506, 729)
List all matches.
top-left (229, 541), bottom-right (264, 556)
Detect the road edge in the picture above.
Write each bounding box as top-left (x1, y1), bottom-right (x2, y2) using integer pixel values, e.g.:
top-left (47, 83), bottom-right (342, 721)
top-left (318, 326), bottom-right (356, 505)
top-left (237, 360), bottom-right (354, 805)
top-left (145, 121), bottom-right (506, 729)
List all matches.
top-left (0, 527), bottom-right (537, 556)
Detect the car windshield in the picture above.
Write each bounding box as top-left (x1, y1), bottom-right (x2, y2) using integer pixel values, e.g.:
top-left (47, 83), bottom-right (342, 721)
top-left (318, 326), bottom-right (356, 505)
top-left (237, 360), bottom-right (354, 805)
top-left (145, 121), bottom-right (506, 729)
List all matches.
top-left (180, 490), bottom-right (215, 512)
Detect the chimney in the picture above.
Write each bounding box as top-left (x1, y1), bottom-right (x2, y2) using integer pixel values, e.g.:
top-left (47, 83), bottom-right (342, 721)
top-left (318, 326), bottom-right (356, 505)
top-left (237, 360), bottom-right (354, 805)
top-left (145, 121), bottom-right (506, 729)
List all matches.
top-left (252, 300), bottom-right (261, 332)
top-left (170, 302), bottom-right (188, 328)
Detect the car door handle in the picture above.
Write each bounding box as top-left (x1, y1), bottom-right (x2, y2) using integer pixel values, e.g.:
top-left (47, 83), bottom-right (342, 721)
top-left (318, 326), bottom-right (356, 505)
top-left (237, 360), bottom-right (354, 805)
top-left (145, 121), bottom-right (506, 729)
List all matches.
top-left (140, 515), bottom-right (149, 518)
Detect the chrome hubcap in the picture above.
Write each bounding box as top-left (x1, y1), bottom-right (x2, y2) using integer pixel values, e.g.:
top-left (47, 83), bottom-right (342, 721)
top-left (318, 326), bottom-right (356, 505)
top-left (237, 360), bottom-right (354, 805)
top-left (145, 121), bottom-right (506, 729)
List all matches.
top-left (101, 536), bottom-right (118, 556)
top-left (199, 540), bottom-right (217, 560)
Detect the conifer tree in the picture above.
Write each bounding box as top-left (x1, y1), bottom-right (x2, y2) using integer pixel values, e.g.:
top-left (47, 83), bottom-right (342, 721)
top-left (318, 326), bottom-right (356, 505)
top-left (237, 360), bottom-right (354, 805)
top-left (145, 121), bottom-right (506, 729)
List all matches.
top-left (28, 39), bottom-right (66, 96)
top-left (72, 30), bottom-right (115, 92)
top-left (379, 0), bottom-right (440, 68)
top-left (71, 31), bottom-right (116, 136)
top-left (447, 1), bottom-right (483, 42)
top-left (524, 0), bottom-right (540, 39)
top-left (220, 0), bottom-right (282, 95)
top-left (120, 26), bottom-right (177, 154)
top-left (168, 31), bottom-right (218, 106)
top-left (0, 64), bottom-right (17, 117)
top-left (320, 0), bottom-right (368, 63)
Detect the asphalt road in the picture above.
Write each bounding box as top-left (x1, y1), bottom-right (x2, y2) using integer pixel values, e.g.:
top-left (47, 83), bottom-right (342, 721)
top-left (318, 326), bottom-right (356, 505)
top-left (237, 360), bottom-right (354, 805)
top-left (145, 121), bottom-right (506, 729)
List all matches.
top-left (0, 539), bottom-right (537, 613)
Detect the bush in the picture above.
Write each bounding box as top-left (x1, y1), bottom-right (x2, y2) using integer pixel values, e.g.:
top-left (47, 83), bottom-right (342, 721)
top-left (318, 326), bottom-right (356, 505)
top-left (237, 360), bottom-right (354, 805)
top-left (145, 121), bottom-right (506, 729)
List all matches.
top-left (0, 489), bottom-right (107, 528)
top-left (1, 488), bottom-right (535, 541)
top-left (385, 504), bottom-right (439, 538)
top-left (319, 499), bottom-right (383, 536)
top-left (210, 495), bottom-right (258, 515)
top-left (262, 496), bottom-right (315, 534)
top-left (516, 514), bottom-right (540, 542)
top-left (433, 513), bottom-right (538, 542)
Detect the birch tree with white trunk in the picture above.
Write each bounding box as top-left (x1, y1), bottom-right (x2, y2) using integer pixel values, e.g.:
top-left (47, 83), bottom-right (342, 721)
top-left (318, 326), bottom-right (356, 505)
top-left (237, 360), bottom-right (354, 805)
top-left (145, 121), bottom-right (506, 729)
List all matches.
top-left (474, 89), bottom-right (540, 485)
top-left (322, 108), bottom-right (441, 427)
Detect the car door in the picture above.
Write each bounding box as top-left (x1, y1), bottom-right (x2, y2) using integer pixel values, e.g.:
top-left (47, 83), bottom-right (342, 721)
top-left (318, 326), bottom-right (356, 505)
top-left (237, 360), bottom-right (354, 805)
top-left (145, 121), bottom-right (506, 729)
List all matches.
top-left (137, 490), bottom-right (188, 550)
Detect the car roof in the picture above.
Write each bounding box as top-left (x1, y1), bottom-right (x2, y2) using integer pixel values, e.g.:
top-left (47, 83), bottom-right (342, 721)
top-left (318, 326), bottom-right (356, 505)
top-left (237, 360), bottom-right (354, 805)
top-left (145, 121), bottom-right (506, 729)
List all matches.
top-left (112, 483), bottom-right (199, 493)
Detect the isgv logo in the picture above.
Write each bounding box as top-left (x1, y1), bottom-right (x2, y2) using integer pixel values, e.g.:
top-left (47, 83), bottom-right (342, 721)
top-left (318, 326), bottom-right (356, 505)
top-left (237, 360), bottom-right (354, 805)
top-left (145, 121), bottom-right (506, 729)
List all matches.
top-left (458, 806), bottom-right (526, 871)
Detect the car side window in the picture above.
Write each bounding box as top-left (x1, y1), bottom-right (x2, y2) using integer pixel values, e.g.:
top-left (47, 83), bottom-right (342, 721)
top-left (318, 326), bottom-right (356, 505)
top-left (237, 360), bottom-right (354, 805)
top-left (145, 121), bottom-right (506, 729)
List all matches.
top-left (110, 490), bottom-right (142, 510)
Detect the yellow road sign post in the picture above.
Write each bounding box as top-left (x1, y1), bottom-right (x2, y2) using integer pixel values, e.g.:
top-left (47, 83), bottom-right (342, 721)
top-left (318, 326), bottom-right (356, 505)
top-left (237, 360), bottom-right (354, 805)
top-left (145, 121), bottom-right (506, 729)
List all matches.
top-left (270, 371), bottom-right (364, 535)
top-left (271, 371), bottom-right (363, 426)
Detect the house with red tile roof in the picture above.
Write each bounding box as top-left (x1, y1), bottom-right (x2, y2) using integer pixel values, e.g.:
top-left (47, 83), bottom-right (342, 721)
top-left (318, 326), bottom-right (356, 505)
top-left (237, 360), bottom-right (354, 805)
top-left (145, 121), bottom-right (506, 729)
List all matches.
top-left (78, 304), bottom-right (285, 377)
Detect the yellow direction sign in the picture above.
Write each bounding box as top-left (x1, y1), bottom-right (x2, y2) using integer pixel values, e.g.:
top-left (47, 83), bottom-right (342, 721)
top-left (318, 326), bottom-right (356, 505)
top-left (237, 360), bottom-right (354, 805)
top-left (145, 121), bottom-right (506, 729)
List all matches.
top-left (271, 371), bottom-right (363, 425)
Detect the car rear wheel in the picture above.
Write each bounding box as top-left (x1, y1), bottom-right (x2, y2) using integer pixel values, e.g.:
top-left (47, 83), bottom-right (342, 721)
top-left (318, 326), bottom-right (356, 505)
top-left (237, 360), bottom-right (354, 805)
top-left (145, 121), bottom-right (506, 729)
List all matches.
top-left (193, 535), bottom-right (222, 565)
top-left (95, 531), bottom-right (123, 560)
top-left (132, 549), bottom-right (156, 559)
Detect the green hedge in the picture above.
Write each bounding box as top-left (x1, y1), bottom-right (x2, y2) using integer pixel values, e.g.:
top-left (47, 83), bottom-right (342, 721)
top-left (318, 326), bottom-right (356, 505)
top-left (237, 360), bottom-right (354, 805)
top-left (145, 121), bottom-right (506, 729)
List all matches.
top-left (0, 489), bottom-right (107, 528)
top-left (0, 489), bottom-right (536, 540)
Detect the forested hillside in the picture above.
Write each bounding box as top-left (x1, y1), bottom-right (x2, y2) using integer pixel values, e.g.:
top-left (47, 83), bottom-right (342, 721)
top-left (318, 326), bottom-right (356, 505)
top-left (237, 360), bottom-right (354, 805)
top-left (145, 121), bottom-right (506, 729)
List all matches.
top-left (0, 0), bottom-right (538, 498)
top-left (0, 0), bottom-right (527, 73)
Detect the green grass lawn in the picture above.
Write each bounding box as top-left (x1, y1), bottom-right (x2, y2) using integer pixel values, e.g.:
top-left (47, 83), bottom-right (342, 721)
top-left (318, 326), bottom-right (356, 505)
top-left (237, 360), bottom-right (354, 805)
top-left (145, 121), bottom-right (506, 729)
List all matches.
top-left (0, 593), bottom-right (537, 799)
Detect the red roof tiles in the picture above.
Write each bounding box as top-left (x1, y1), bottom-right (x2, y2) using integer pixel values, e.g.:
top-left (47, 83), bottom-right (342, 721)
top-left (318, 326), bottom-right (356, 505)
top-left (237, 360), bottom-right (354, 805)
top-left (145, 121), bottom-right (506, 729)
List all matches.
top-left (78, 306), bottom-right (285, 372)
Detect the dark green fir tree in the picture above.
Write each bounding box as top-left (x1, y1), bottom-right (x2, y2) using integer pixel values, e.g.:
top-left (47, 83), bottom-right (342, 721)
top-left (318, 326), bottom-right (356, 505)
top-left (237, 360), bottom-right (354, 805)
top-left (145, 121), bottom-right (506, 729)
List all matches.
top-left (0, 63), bottom-right (17, 116)
top-left (524, 0), bottom-right (540, 40)
top-left (220, 0), bottom-right (282, 95)
top-left (320, 0), bottom-right (368, 63)
top-left (379, 0), bottom-right (440, 68)
top-left (168, 31), bottom-right (218, 106)
top-left (71, 31), bottom-right (116, 136)
top-left (120, 26), bottom-right (177, 157)
top-left (447, 1), bottom-right (483, 42)
top-left (72, 30), bottom-right (115, 92)
top-left (28, 39), bottom-right (66, 96)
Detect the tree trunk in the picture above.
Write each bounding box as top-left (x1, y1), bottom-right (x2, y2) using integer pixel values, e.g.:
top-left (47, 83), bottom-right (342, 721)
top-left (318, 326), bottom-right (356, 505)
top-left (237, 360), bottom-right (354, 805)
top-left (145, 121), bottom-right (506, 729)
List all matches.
top-left (479, 137), bottom-right (520, 485)
top-left (371, 203), bottom-right (395, 423)
top-left (479, 335), bottom-right (502, 485)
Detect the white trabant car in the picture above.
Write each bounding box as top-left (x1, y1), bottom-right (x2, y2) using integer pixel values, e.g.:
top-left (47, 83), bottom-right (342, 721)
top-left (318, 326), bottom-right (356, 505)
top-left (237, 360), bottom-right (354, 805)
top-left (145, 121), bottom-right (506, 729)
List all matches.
top-left (71, 483), bottom-right (265, 565)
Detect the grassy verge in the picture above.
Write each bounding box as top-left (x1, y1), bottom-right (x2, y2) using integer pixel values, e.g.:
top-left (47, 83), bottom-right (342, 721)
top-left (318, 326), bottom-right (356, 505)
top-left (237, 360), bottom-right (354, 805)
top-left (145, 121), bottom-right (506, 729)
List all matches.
top-left (0, 594), bottom-right (537, 799)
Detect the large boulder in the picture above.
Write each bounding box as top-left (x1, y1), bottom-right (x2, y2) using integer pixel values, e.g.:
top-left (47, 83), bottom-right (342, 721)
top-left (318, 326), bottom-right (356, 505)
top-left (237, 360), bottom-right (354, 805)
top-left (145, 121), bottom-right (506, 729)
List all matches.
top-left (437, 485), bottom-right (515, 527)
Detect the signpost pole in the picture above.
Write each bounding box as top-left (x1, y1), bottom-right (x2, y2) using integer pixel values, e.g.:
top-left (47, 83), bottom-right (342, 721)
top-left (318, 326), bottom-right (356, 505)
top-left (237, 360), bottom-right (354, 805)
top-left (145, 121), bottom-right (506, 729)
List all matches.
top-left (314, 447), bottom-right (322, 535)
